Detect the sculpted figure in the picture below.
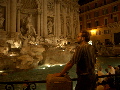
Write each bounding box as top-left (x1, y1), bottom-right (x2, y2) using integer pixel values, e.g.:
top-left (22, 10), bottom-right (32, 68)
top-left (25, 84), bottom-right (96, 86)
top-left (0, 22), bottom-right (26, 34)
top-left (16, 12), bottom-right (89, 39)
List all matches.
top-left (47, 18), bottom-right (54, 34)
top-left (26, 14), bottom-right (36, 37)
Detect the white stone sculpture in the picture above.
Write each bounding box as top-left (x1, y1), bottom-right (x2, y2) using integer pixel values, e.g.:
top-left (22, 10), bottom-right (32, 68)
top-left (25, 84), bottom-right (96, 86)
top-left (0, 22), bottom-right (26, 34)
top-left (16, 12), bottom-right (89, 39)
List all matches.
top-left (25, 14), bottom-right (36, 37)
top-left (47, 17), bottom-right (54, 34)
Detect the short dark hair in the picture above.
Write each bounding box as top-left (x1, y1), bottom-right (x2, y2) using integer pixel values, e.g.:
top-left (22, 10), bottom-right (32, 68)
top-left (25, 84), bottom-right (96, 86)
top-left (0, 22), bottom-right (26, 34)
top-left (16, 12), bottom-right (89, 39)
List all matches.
top-left (118, 65), bottom-right (120, 68)
top-left (81, 31), bottom-right (90, 42)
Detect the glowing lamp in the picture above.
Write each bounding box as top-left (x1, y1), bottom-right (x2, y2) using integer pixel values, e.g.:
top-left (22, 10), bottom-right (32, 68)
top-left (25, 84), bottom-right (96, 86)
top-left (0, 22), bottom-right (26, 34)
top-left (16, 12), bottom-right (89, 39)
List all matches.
top-left (90, 29), bottom-right (96, 35)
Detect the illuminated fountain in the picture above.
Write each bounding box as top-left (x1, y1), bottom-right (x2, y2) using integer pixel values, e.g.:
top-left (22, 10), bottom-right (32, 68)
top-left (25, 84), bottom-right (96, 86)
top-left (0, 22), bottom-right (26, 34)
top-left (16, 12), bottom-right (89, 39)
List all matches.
top-left (0, 11), bottom-right (77, 71)
top-left (0, 36), bottom-right (45, 70)
top-left (0, 31), bottom-right (77, 71)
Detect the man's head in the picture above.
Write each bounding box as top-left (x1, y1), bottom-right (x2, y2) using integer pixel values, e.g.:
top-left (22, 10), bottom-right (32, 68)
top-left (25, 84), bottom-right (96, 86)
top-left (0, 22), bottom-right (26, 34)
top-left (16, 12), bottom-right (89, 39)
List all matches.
top-left (105, 68), bottom-right (108, 73)
top-left (77, 31), bottom-right (90, 43)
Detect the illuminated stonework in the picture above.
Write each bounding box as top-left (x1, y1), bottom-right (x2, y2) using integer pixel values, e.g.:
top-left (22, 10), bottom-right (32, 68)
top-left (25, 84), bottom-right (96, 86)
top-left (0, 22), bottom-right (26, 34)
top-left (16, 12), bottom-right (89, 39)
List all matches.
top-left (0, 0), bottom-right (80, 70)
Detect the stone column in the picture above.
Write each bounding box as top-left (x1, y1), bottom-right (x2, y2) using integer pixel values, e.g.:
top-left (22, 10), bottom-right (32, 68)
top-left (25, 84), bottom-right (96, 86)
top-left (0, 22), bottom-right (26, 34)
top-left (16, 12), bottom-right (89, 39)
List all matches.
top-left (71, 11), bottom-right (74, 39)
top-left (64, 15), bottom-right (67, 37)
top-left (55, 1), bottom-right (61, 38)
top-left (63, 8), bottom-right (66, 37)
top-left (37, 8), bottom-right (41, 36)
top-left (17, 8), bottom-right (20, 33)
top-left (10, 0), bottom-right (17, 37)
top-left (43, 0), bottom-right (47, 37)
top-left (16, 0), bottom-right (21, 33)
top-left (6, 0), bottom-right (10, 33)
top-left (40, 0), bottom-right (44, 37)
top-left (77, 13), bottom-right (80, 33)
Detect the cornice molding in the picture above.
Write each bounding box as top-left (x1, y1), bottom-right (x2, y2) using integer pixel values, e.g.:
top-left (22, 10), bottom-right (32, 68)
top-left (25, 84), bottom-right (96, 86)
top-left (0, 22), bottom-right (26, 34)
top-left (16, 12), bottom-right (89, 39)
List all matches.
top-left (20, 9), bottom-right (37, 14)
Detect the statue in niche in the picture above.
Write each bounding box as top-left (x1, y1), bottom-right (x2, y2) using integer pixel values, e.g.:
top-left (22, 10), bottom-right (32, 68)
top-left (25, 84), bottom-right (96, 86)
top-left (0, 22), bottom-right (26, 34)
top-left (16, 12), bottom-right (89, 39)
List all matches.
top-left (47, 17), bottom-right (54, 34)
top-left (0, 13), bottom-right (5, 29)
top-left (26, 14), bottom-right (36, 37)
top-left (20, 14), bottom-right (36, 38)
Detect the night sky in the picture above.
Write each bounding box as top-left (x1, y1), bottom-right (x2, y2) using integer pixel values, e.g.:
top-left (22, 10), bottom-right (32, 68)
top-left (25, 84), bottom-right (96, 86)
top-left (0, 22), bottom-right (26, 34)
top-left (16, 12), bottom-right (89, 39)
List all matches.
top-left (78, 0), bottom-right (94, 5)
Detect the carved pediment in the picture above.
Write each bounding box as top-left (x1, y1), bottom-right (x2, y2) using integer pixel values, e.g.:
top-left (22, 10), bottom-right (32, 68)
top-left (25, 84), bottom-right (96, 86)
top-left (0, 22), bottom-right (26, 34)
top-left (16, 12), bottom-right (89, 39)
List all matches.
top-left (21, 0), bottom-right (37, 9)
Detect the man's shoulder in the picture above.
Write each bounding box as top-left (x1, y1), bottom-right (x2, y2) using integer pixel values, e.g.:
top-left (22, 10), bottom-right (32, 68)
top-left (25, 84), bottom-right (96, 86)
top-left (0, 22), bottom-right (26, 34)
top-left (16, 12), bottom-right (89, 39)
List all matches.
top-left (76, 44), bottom-right (94, 49)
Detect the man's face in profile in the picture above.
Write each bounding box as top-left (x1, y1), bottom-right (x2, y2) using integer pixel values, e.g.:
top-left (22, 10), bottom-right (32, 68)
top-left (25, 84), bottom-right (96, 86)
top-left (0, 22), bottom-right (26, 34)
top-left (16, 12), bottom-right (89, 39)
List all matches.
top-left (77, 33), bottom-right (83, 44)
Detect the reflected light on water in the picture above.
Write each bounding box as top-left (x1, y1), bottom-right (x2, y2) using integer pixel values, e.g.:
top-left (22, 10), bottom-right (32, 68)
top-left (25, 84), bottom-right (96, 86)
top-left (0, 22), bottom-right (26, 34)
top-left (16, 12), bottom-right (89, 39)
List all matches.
top-left (0, 71), bottom-right (4, 73)
top-left (38, 64), bottom-right (65, 69)
top-left (47, 65), bottom-right (51, 67)
top-left (42, 67), bottom-right (46, 69)
top-left (51, 65), bottom-right (57, 67)
top-left (45, 64), bottom-right (64, 67)
top-left (60, 65), bottom-right (63, 66)
top-left (10, 55), bottom-right (13, 56)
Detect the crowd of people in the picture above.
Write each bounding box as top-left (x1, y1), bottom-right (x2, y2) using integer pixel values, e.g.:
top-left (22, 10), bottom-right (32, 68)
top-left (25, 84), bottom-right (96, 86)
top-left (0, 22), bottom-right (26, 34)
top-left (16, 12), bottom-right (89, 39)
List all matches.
top-left (96, 65), bottom-right (120, 90)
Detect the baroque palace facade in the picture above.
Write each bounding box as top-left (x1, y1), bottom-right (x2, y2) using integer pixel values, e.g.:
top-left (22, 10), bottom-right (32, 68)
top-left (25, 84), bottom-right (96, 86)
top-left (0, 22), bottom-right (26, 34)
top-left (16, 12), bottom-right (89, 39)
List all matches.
top-left (79, 0), bottom-right (120, 45)
top-left (0, 0), bottom-right (80, 43)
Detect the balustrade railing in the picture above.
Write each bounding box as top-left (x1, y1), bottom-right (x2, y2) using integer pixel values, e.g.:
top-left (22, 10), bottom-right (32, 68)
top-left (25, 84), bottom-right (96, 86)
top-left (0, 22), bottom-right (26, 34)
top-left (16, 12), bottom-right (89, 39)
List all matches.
top-left (0, 74), bottom-right (120, 90)
top-left (0, 80), bottom-right (46, 90)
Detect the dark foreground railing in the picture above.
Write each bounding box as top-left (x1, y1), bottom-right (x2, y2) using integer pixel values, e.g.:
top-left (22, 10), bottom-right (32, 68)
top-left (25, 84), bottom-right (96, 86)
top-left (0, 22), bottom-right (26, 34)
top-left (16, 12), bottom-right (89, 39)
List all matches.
top-left (0, 74), bottom-right (120, 90)
top-left (0, 80), bottom-right (46, 90)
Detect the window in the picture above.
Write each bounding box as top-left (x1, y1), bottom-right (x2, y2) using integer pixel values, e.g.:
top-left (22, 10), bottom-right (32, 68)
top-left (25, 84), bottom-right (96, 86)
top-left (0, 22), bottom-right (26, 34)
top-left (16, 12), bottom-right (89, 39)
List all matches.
top-left (96, 30), bottom-right (101, 35)
top-left (104, 0), bottom-right (106, 5)
top-left (111, 14), bottom-right (113, 19)
top-left (89, 32), bottom-right (92, 36)
top-left (80, 25), bottom-right (82, 30)
top-left (102, 9), bottom-right (108, 15)
top-left (86, 14), bottom-right (91, 19)
top-left (79, 9), bottom-right (81, 13)
top-left (81, 9), bottom-right (84, 13)
top-left (95, 3), bottom-right (98, 8)
top-left (86, 6), bottom-right (90, 11)
top-left (113, 5), bottom-right (118, 12)
top-left (99, 30), bottom-right (101, 35)
top-left (94, 11), bottom-right (99, 17)
top-left (105, 39), bottom-right (111, 45)
top-left (104, 30), bottom-right (109, 34)
top-left (95, 21), bottom-right (99, 26)
top-left (113, 16), bottom-right (118, 22)
top-left (96, 31), bottom-right (99, 35)
top-left (104, 18), bottom-right (108, 25)
top-left (80, 17), bottom-right (82, 21)
top-left (87, 23), bottom-right (91, 28)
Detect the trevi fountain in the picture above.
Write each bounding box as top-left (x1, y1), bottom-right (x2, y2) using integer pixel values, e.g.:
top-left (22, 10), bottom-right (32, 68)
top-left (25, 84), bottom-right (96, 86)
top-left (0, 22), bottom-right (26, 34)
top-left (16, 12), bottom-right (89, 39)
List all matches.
top-left (0, 0), bottom-right (119, 90)
top-left (0, 0), bottom-right (116, 72)
top-left (0, 0), bottom-right (80, 71)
